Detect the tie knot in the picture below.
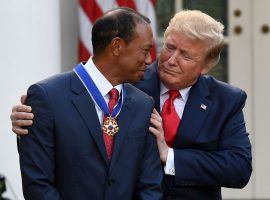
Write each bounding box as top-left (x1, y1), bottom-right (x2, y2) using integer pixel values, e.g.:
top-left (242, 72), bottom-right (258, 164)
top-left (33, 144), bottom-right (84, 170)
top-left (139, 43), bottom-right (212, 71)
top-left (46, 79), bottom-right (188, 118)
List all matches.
top-left (168, 90), bottom-right (180, 101)
top-left (109, 88), bottom-right (119, 101)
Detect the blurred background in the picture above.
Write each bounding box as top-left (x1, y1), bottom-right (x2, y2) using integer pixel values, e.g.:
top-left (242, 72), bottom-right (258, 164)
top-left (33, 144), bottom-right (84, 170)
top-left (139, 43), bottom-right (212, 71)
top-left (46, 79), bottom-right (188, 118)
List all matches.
top-left (1, 0), bottom-right (269, 199)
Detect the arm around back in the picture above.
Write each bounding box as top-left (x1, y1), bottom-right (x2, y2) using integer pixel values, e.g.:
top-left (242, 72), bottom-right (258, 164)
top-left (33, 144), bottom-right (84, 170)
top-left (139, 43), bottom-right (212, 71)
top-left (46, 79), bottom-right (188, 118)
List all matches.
top-left (19, 83), bottom-right (62, 200)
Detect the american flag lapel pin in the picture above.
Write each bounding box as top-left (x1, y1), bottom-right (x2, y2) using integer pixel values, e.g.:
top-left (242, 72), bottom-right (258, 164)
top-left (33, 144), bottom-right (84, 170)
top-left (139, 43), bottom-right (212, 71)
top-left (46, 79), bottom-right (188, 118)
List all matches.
top-left (200, 104), bottom-right (207, 110)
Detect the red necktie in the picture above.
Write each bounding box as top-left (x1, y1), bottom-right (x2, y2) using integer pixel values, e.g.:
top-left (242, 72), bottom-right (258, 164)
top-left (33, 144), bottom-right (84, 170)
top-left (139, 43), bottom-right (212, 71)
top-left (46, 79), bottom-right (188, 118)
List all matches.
top-left (161, 90), bottom-right (181, 147)
top-left (103, 88), bottom-right (119, 161)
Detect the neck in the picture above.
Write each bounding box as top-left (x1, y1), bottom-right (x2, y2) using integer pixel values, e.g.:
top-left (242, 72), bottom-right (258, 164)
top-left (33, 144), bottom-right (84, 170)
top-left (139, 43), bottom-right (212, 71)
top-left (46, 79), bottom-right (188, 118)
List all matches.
top-left (92, 56), bottom-right (123, 86)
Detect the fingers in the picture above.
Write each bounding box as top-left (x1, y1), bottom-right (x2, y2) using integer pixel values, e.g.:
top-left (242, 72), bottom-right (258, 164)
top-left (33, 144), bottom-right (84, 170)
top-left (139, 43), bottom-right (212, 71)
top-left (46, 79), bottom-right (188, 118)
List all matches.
top-left (11, 117), bottom-right (32, 135)
top-left (21, 94), bottom-right (27, 105)
top-left (12, 119), bottom-right (33, 127)
top-left (151, 109), bottom-right (162, 121)
top-left (149, 126), bottom-right (169, 164)
top-left (12, 105), bottom-right (32, 113)
top-left (149, 126), bottom-right (158, 135)
top-left (10, 96), bottom-right (32, 136)
top-left (12, 126), bottom-right (29, 135)
top-left (150, 112), bottom-right (162, 130)
top-left (11, 117), bottom-right (33, 135)
top-left (149, 126), bottom-right (165, 144)
top-left (150, 117), bottom-right (164, 141)
top-left (150, 117), bottom-right (161, 129)
top-left (153, 108), bottom-right (159, 114)
top-left (10, 111), bottom-right (34, 121)
top-left (10, 104), bottom-right (34, 135)
top-left (11, 121), bottom-right (31, 135)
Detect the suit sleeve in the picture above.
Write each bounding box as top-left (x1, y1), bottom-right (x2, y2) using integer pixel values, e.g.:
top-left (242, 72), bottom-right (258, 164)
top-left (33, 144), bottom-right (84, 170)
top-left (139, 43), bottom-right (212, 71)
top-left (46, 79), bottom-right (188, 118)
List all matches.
top-left (18, 84), bottom-right (62, 200)
top-left (173, 90), bottom-right (252, 188)
top-left (135, 102), bottom-right (163, 200)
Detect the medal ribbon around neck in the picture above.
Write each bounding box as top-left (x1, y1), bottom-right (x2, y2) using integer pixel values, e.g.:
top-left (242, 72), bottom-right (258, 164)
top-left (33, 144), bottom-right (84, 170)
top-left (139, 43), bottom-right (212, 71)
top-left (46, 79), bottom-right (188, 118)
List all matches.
top-left (73, 63), bottom-right (125, 118)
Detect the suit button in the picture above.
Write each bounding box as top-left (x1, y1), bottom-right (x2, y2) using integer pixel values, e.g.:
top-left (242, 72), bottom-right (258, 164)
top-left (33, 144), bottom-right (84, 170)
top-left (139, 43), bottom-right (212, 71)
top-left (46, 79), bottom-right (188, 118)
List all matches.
top-left (107, 179), bottom-right (115, 186)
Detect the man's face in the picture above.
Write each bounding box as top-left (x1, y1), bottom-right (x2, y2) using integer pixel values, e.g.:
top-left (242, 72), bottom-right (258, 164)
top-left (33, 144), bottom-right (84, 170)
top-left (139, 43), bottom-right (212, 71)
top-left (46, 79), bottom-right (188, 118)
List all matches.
top-left (158, 31), bottom-right (210, 90)
top-left (118, 23), bottom-right (153, 83)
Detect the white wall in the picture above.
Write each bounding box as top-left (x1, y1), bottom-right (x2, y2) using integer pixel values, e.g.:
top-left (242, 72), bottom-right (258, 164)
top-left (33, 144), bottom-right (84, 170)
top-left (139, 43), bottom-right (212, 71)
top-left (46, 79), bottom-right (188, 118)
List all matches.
top-left (0, 1), bottom-right (61, 199)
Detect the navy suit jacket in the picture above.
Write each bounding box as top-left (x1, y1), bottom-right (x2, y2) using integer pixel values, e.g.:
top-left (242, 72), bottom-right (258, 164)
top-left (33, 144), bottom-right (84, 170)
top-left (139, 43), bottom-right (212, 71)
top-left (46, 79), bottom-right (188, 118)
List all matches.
top-left (19, 70), bottom-right (163, 200)
top-left (134, 61), bottom-right (252, 200)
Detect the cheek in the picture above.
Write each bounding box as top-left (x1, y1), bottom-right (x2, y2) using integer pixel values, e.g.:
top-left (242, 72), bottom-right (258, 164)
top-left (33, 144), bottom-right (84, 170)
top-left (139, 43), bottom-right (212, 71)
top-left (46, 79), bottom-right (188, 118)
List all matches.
top-left (159, 50), bottom-right (170, 63)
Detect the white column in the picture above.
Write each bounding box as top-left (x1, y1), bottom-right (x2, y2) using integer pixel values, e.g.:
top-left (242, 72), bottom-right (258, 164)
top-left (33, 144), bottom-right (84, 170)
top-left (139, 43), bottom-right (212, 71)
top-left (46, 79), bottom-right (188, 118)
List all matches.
top-left (253, 0), bottom-right (270, 198)
top-left (223, 0), bottom-right (254, 198)
top-left (0, 0), bottom-right (61, 199)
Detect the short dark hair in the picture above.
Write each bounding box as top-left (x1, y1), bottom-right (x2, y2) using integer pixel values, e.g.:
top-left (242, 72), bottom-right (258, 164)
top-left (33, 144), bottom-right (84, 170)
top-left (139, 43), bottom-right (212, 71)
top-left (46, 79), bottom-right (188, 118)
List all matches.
top-left (92, 7), bottom-right (150, 54)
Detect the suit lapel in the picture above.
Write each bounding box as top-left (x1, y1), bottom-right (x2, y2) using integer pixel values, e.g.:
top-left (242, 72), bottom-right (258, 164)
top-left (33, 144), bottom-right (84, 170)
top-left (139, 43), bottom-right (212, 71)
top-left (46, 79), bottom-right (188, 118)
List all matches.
top-left (153, 87), bottom-right (161, 113)
top-left (109, 85), bottom-right (135, 172)
top-left (70, 72), bottom-right (109, 166)
top-left (148, 62), bottom-right (161, 112)
top-left (174, 76), bottom-right (212, 147)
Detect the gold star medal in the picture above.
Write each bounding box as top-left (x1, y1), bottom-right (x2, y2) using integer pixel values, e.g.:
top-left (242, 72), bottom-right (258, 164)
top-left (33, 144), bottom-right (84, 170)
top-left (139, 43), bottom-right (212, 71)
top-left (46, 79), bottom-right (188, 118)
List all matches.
top-left (102, 117), bottom-right (119, 136)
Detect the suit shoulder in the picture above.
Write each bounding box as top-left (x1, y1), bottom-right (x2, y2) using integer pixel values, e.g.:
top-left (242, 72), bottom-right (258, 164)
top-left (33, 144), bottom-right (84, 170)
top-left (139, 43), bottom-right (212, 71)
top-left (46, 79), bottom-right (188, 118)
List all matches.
top-left (27, 71), bottom-right (73, 101)
top-left (203, 75), bottom-right (247, 100)
top-left (35, 71), bottom-right (72, 88)
top-left (125, 83), bottom-right (154, 105)
top-left (133, 61), bottom-right (159, 94)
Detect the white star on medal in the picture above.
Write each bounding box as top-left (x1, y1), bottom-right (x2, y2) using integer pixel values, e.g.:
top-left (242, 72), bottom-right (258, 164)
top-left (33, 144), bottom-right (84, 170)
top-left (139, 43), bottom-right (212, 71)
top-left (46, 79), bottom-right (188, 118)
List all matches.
top-left (103, 117), bottom-right (119, 136)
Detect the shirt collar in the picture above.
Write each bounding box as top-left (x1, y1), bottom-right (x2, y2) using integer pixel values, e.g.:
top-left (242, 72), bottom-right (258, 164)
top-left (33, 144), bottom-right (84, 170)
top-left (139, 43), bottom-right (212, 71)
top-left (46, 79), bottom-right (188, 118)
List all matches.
top-left (83, 57), bottom-right (122, 98)
top-left (160, 81), bottom-right (191, 102)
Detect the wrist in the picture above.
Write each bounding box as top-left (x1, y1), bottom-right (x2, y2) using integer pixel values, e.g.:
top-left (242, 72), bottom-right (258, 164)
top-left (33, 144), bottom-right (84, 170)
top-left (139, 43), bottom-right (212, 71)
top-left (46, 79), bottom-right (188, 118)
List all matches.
top-left (160, 147), bottom-right (169, 163)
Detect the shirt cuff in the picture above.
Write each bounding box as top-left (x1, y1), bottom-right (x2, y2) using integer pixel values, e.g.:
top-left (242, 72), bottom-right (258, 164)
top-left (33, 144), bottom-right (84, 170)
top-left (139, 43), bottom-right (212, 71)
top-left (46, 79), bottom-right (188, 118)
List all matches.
top-left (164, 147), bottom-right (175, 175)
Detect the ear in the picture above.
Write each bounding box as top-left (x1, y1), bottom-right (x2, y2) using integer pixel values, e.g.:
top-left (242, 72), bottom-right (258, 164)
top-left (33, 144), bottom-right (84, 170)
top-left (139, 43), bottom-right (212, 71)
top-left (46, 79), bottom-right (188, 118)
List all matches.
top-left (201, 66), bottom-right (211, 75)
top-left (110, 37), bottom-right (125, 56)
top-left (200, 60), bottom-right (214, 75)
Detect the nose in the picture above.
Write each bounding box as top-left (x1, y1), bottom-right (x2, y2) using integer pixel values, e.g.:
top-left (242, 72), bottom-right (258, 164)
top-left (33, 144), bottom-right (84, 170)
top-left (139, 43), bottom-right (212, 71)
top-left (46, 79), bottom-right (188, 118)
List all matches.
top-left (145, 52), bottom-right (152, 65)
top-left (167, 52), bottom-right (178, 66)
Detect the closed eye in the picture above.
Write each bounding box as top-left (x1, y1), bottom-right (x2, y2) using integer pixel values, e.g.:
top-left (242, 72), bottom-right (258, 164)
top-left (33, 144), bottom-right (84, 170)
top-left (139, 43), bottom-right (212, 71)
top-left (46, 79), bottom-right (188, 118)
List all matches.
top-left (181, 51), bottom-right (193, 61)
top-left (166, 44), bottom-right (175, 51)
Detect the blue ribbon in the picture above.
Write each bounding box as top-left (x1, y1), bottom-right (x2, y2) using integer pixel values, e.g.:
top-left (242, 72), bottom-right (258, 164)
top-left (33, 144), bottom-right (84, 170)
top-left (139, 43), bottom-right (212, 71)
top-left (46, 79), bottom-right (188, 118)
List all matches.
top-left (73, 63), bottom-right (125, 117)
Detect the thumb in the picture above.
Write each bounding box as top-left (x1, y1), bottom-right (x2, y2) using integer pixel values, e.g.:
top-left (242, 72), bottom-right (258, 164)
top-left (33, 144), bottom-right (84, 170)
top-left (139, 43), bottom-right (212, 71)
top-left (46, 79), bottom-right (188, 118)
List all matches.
top-left (21, 94), bottom-right (27, 105)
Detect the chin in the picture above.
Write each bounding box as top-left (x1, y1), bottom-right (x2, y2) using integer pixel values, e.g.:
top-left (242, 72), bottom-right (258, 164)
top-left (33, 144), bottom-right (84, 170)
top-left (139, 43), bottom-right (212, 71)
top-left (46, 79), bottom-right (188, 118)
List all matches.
top-left (127, 76), bottom-right (141, 84)
top-left (160, 77), bottom-right (180, 90)
top-left (160, 73), bottom-right (173, 83)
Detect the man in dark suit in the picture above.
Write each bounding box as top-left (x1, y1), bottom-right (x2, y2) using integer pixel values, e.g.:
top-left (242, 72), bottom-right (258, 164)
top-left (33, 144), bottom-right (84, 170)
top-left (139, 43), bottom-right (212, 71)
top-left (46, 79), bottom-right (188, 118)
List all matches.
top-left (142, 10), bottom-right (252, 199)
top-left (11, 10), bottom-right (252, 200)
top-left (15, 8), bottom-right (162, 200)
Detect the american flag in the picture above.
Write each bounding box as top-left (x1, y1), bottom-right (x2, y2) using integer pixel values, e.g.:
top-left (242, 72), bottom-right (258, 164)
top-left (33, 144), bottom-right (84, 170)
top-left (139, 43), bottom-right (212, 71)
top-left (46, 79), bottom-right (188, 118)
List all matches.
top-left (78, 0), bottom-right (157, 62)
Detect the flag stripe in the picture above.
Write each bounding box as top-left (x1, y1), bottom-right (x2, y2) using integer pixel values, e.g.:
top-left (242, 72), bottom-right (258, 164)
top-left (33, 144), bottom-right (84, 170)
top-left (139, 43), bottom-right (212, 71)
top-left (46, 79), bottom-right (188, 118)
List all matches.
top-left (116, 0), bottom-right (137, 10)
top-left (151, 0), bottom-right (156, 5)
top-left (78, 0), bottom-right (157, 61)
top-left (96, 0), bottom-right (117, 13)
top-left (78, 5), bottom-right (93, 54)
top-left (80, 0), bottom-right (103, 22)
top-left (134, 0), bottom-right (157, 60)
top-left (79, 41), bottom-right (91, 61)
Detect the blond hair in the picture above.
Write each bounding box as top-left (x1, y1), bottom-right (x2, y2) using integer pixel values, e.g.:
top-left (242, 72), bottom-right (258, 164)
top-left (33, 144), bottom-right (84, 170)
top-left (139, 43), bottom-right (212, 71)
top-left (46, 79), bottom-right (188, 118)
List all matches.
top-left (164, 10), bottom-right (224, 67)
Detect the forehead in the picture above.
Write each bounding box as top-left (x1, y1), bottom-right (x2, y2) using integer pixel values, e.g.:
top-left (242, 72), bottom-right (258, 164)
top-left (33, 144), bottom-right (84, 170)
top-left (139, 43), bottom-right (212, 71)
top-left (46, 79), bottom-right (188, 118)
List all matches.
top-left (165, 32), bottom-right (208, 50)
top-left (132, 23), bottom-right (153, 45)
top-left (165, 31), bottom-right (193, 43)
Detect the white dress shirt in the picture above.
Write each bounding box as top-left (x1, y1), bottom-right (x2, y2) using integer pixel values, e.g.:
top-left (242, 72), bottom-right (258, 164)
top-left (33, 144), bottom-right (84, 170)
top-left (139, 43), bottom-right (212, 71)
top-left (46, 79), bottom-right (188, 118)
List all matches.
top-left (83, 57), bottom-right (122, 124)
top-left (160, 82), bottom-right (191, 175)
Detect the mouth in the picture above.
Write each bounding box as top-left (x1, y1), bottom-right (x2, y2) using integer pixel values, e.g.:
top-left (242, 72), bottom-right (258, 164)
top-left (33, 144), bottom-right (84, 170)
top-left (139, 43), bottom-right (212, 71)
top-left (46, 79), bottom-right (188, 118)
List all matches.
top-left (161, 66), bottom-right (181, 75)
top-left (138, 67), bottom-right (147, 73)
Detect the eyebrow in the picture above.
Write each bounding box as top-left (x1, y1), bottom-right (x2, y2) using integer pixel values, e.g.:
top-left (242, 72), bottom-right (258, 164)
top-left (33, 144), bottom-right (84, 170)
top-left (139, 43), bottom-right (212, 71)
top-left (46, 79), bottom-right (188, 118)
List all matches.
top-left (142, 44), bottom-right (153, 49)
